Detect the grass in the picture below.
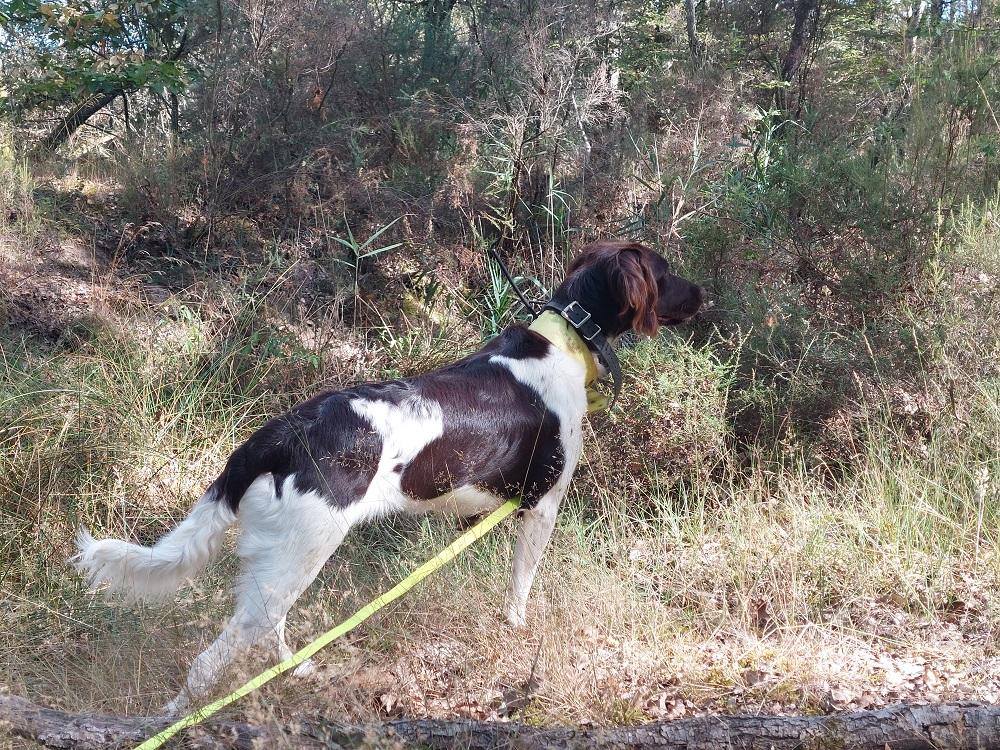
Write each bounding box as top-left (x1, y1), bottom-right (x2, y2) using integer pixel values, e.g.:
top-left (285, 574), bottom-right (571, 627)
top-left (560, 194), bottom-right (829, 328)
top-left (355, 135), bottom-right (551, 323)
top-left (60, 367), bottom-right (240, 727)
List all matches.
top-left (3, 317), bottom-right (1000, 726)
top-left (2, 165), bottom-right (1000, 733)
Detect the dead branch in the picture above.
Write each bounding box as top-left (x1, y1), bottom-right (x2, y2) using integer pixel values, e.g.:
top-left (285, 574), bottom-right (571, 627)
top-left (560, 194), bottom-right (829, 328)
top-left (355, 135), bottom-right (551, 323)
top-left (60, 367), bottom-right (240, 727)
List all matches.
top-left (3, 693), bottom-right (1000, 749)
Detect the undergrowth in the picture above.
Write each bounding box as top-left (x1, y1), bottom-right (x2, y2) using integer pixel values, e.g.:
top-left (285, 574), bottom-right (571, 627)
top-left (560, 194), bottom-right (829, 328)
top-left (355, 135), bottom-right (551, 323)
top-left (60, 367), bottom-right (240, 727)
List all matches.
top-left (2, 191), bottom-right (1000, 727)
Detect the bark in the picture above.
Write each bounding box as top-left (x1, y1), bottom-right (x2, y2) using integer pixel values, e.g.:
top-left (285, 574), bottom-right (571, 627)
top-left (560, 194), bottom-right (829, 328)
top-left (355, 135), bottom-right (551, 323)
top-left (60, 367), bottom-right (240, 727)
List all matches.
top-left (779, 0), bottom-right (819, 84)
top-left (5, 694), bottom-right (1000, 750)
top-left (777, 0), bottom-right (821, 115)
top-left (35, 90), bottom-right (124, 155)
top-left (169, 93), bottom-right (180, 135)
top-left (684, 0), bottom-right (704, 67)
top-left (905, 0), bottom-right (929, 56)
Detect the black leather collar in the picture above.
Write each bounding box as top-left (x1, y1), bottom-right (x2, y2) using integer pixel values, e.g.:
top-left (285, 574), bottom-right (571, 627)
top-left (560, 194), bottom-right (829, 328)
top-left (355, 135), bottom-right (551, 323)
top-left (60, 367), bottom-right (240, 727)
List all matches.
top-left (543, 296), bottom-right (622, 410)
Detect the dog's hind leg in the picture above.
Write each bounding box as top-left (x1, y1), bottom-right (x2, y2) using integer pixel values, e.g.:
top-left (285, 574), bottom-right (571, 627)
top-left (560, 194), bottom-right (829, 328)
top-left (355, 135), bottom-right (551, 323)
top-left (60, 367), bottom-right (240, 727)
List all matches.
top-left (163, 475), bottom-right (360, 714)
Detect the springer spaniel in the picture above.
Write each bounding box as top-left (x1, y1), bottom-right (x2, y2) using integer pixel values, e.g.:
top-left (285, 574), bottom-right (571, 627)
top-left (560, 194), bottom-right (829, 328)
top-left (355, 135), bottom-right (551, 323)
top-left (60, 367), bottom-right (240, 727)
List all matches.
top-left (74, 240), bottom-right (704, 713)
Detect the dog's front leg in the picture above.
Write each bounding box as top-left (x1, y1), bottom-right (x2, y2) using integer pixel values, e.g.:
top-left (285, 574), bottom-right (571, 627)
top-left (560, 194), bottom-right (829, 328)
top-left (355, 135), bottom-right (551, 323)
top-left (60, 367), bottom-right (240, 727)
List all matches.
top-left (504, 490), bottom-right (562, 627)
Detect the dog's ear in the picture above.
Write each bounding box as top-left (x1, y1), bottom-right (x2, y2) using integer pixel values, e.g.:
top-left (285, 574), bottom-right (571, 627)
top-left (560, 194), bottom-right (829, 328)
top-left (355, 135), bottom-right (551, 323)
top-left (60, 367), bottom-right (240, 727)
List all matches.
top-left (613, 247), bottom-right (660, 336)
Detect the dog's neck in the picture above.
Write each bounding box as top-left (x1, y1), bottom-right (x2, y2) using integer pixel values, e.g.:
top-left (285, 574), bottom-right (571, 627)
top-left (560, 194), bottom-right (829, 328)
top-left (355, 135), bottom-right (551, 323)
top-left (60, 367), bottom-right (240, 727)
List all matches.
top-left (550, 264), bottom-right (630, 339)
top-left (527, 312), bottom-right (609, 412)
top-left (528, 312), bottom-right (600, 385)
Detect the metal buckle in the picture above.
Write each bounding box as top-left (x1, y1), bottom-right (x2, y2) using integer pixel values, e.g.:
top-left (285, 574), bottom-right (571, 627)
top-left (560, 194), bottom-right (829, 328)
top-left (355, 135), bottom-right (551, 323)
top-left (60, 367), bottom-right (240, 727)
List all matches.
top-left (559, 300), bottom-right (592, 328)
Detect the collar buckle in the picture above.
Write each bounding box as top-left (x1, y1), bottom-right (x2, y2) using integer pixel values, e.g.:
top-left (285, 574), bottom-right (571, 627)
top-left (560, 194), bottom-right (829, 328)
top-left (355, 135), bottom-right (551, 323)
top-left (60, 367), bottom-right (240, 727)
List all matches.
top-left (559, 300), bottom-right (601, 340)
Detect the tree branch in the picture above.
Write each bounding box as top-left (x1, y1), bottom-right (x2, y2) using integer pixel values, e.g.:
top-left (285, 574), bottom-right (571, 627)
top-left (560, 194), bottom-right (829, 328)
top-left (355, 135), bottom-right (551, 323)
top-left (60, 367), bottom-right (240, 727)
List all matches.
top-left (33, 89), bottom-right (126, 155)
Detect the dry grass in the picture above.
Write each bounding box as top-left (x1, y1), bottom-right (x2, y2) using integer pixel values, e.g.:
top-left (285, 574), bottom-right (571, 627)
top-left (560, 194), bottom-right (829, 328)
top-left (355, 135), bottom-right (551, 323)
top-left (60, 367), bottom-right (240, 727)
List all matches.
top-left (4, 330), bottom-right (1000, 728)
top-left (5, 416), bottom-right (1000, 727)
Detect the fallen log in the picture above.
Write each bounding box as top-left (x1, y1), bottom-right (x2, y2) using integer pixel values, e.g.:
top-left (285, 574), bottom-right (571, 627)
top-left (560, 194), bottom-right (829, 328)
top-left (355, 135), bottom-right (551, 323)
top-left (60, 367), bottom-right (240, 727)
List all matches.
top-left (3, 693), bottom-right (1000, 749)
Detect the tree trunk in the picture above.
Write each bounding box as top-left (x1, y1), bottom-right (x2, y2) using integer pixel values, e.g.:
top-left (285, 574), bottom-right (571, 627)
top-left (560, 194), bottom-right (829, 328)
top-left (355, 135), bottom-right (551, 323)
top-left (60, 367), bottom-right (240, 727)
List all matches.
top-left (777, 0), bottom-right (821, 116)
top-left (419, 0), bottom-right (458, 80)
top-left (169, 92), bottom-right (180, 142)
top-left (926, 0), bottom-right (947, 49)
top-left (684, 0), bottom-right (704, 67)
top-left (35, 89), bottom-right (124, 155)
top-left (5, 694), bottom-right (1000, 750)
top-left (904, 0), bottom-right (929, 56)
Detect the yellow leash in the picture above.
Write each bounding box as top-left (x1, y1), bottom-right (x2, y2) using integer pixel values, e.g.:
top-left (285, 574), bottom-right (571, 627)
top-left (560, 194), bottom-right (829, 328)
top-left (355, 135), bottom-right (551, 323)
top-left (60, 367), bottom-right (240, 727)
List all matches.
top-left (135, 499), bottom-right (520, 750)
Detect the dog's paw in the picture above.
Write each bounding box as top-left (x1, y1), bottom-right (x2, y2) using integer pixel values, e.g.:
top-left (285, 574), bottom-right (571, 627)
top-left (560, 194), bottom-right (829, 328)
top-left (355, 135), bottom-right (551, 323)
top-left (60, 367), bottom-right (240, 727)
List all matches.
top-left (161, 694), bottom-right (189, 716)
top-left (292, 658), bottom-right (318, 678)
top-left (503, 606), bottom-right (528, 629)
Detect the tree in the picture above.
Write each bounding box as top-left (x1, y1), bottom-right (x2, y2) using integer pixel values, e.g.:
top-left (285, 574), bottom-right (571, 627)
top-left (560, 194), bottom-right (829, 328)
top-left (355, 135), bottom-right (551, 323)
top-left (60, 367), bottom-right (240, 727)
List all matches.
top-left (684, 0), bottom-right (704, 67)
top-left (777, 0), bottom-right (822, 116)
top-left (419, 0), bottom-right (459, 80)
top-left (6, 694), bottom-right (1000, 750)
top-left (0, 0), bottom-right (207, 153)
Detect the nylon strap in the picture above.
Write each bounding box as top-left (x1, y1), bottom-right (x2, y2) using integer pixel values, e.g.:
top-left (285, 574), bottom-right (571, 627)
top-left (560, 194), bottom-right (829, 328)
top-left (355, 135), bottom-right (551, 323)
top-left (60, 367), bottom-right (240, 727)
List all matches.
top-left (543, 296), bottom-right (623, 410)
top-left (134, 499), bottom-right (520, 750)
top-left (528, 312), bottom-right (608, 412)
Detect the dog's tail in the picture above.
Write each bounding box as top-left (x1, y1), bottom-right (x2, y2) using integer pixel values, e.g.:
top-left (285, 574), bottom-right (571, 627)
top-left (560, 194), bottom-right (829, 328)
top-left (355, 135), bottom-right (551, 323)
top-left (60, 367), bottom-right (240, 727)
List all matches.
top-left (73, 486), bottom-right (237, 602)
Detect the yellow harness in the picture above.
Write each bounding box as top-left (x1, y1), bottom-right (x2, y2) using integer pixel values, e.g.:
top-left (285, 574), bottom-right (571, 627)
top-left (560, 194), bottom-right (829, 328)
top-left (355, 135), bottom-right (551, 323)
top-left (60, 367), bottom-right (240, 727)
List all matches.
top-left (528, 311), bottom-right (609, 412)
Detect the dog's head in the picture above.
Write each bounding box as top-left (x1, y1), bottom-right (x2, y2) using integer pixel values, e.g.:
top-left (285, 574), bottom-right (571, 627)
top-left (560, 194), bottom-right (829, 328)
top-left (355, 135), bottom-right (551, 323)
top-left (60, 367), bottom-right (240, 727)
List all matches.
top-left (560, 241), bottom-right (704, 337)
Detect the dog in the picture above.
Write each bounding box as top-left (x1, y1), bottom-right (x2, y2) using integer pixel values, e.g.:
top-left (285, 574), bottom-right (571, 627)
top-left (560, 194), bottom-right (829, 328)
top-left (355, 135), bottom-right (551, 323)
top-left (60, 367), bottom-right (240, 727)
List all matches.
top-left (74, 239), bottom-right (704, 713)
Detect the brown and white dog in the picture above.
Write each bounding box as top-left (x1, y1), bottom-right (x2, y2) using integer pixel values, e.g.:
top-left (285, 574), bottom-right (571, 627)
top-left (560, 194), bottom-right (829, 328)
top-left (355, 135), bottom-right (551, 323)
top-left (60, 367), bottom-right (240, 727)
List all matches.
top-left (74, 240), bottom-right (704, 713)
